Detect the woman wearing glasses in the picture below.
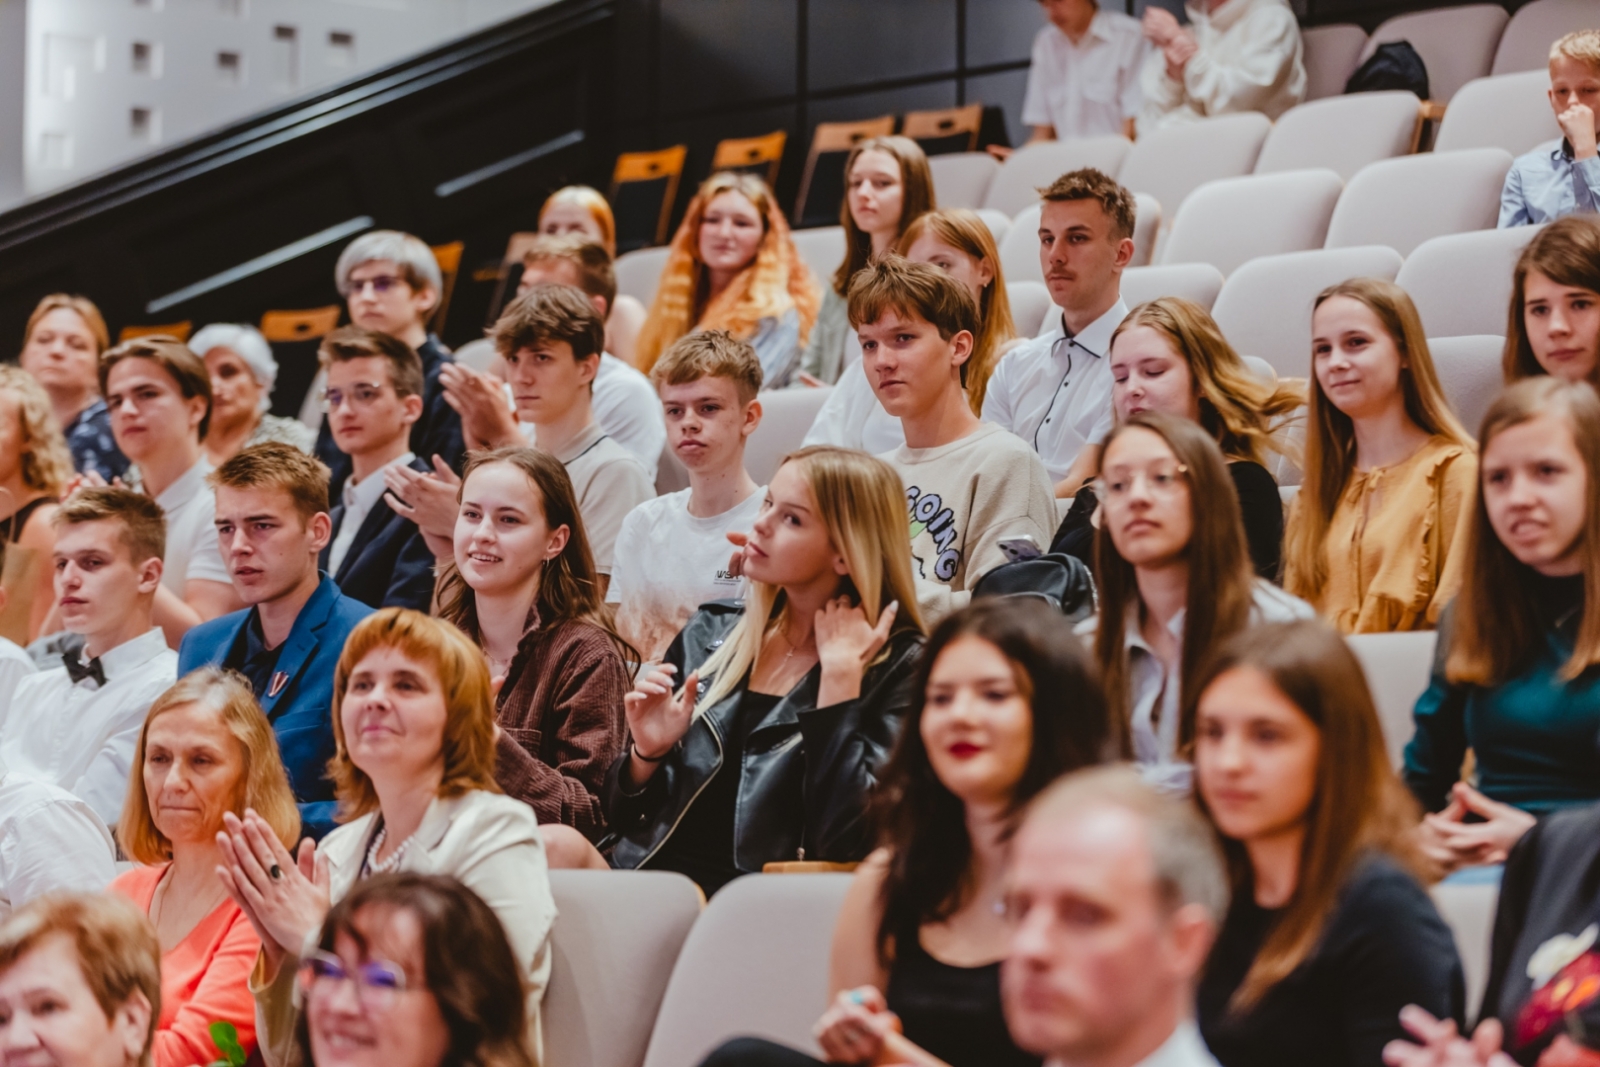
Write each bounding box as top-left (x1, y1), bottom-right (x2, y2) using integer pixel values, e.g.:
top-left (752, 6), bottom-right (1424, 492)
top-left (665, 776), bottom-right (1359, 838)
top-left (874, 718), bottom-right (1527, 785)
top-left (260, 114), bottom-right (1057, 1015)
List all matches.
top-left (1085, 413), bottom-right (1314, 795)
top-left (215, 609), bottom-right (556, 1067)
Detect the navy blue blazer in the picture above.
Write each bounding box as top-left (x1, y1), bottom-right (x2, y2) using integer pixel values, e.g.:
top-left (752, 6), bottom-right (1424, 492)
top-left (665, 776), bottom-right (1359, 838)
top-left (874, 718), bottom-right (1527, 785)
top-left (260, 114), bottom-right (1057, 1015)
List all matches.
top-left (320, 455), bottom-right (438, 613)
top-left (178, 574), bottom-right (373, 840)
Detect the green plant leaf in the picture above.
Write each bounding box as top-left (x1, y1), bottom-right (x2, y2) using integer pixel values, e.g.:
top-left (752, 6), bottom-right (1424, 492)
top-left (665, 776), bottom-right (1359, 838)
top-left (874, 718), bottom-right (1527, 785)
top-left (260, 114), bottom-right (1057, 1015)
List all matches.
top-left (208, 1021), bottom-right (247, 1067)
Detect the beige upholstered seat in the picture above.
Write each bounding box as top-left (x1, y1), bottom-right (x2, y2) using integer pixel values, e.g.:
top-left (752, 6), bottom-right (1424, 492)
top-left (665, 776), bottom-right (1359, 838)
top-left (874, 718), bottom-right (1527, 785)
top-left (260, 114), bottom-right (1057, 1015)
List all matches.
top-left (1301, 23), bottom-right (1370, 100)
top-left (1254, 92), bottom-right (1421, 179)
top-left (1493, 0), bottom-right (1599, 74)
top-left (1324, 148), bottom-right (1514, 257)
top-left (790, 226), bottom-right (847, 295)
top-left (976, 208), bottom-right (1012, 246)
top-left (1359, 4), bottom-right (1510, 101)
top-left (615, 246), bottom-right (673, 307)
top-left (1160, 169), bottom-right (1344, 277)
top-left (746, 387), bottom-right (833, 485)
top-left (999, 203), bottom-right (1045, 285)
top-left (1007, 280), bottom-right (1055, 339)
top-left (1130, 191), bottom-right (1162, 268)
top-left (1430, 334), bottom-right (1507, 433)
top-left (1432, 881), bottom-right (1500, 1017)
top-left (1434, 71), bottom-right (1562, 155)
top-left (1120, 113), bottom-right (1273, 257)
top-left (981, 136), bottom-right (1133, 216)
top-left (929, 152), bottom-right (1001, 210)
top-left (1116, 263), bottom-right (1227, 315)
top-left (1345, 630), bottom-right (1439, 768)
top-left (1396, 225), bottom-right (1541, 338)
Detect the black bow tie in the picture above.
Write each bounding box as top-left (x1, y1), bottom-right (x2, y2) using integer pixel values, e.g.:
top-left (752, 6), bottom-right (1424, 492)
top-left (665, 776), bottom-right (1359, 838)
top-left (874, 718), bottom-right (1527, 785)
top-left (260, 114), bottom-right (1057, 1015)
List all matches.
top-left (62, 653), bottom-right (106, 687)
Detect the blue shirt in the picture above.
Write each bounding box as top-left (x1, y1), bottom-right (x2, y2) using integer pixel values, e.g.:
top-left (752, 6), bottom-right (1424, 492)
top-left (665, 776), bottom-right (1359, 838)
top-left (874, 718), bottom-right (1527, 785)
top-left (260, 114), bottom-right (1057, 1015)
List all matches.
top-left (64, 400), bottom-right (129, 481)
top-left (1499, 137), bottom-right (1600, 228)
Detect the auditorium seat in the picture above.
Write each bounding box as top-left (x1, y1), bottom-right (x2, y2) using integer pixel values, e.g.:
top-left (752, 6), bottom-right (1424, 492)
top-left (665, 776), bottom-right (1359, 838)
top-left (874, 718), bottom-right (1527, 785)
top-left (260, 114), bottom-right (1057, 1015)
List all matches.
top-left (1431, 335), bottom-right (1506, 432)
top-left (615, 246), bottom-right (673, 307)
top-left (1323, 148), bottom-right (1513, 257)
top-left (1359, 4), bottom-right (1510, 102)
top-left (1000, 203), bottom-right (1045, 285)
top-left (546, 870), bottom-right (703, 1067)
top-left (1345, 630), bottom-right (1437, 768)
top-left (1432, 880), bottom-right (1499, 1018)
top-left (1117, 263), bottom-right (1227, 315)
top-left (747, 387), bottom-right (833, 484)
top-left (977, 208), bottom-right (1012, 246)
top-left (791, 226), bottom-right (847, 293)
top-left (641, 873), bottom-right (853, 1067)
top-left (1131, 192), bottom-right (1162, 268)
top-left (1396, 225), bottom-right (1540, 338)
top-left (1118, 113), bottom-right (1273, 256)
top-left (1007, 280), bottom-right (1054, 339)
top-left (1434, 71), bottom-right (1561, 155)
top-left (1301, 23), bottom-right (1370, 101)
top-left (981, 137), bottom-right (1133, 216)
top-left (1492, 0), bottom-right (1597, 74)
top-left (1160, 169), bottom-right (1344, 277)
top-left (1254, 93), bottom-right (1421, 179)
top-left (1210, 245), bottom-right (1404, 378)
top-left (929, 152), bottom-right (1001, 209)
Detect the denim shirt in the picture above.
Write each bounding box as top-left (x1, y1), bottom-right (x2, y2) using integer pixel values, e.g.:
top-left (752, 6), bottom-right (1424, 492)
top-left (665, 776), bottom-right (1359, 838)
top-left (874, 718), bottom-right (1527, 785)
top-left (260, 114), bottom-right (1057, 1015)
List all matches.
top-left (1499, 137), bottom-right (1600, 227)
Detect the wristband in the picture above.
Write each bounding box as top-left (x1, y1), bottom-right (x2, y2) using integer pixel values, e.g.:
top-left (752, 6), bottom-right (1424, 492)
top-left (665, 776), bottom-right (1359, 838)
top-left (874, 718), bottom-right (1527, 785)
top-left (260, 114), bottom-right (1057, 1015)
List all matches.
top-left (632, 742), bottom-right (669, 764)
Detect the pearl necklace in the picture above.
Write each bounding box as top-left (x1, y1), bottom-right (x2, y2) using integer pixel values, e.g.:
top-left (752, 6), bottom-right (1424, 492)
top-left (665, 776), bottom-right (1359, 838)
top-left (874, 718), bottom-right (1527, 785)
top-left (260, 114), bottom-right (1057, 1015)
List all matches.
top-left (365, 825), bottom-right (415, 875)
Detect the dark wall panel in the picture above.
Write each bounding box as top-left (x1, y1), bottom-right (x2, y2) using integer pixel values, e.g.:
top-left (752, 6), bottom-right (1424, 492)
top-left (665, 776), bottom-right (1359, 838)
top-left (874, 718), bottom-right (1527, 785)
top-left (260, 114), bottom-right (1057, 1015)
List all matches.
top-left (659, 0), bottom-right (797, 114)
top-left (964, 68), bottom-right (1032, 146)
top-left (808, 82), bottom-right (960, 127)
top-left (965, 0), bottom-right (1045, 67)
top-left (807, 0), bottom-right (959, 91)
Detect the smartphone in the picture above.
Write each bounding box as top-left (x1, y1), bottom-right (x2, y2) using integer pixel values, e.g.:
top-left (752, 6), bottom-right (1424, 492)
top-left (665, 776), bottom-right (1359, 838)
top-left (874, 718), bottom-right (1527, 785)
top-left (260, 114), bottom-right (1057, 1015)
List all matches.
top-left (998, 535), bottom-right (1043, 563)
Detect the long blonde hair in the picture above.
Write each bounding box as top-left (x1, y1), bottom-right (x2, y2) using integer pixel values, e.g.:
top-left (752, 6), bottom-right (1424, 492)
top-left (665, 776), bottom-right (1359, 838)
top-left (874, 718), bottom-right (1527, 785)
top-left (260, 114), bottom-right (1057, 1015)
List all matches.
top-left (0, 364), bottom-right (74, 495)
top-left (1283, 278), bottom-right (1472, 602)
top-left (896, 209), bottom-right (1015, 415)
top-left (693, 446), bottom-right (924, 711)
top-left (636, 172), bottom-right (820, 373)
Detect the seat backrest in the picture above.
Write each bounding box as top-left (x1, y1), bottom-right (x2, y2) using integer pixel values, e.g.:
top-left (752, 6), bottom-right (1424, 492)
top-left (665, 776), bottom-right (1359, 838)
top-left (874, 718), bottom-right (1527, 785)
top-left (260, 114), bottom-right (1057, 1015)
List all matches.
top-left (1493, 0), bottom-right (1597, 74)
top-left (1435, 70), bottom-right (1561, 154)
top-left (929, 152), bottom-right (1001, 210)
top-left (981, 137), bottom-right (1133, 216)
top-left (1118, 113), bottom-right (1273, 246)
top-left (1007, 280), bottom-right (1054, 339)
top-left (1160, 169), bottom-right (1345, 277)
top-left (1432, 880), bottom-right (1499, 1016)
top-left (795, 117), bottom-right (897, 229)
top-left (1301, 23), bottom-right (1370, 100)
top-left (1131, 191), bottom-right (1162, 268)
top-left (615, 246), bottom-right (673, 307)
top-left (1430, 335), bottom-right (1507, 432)
top-left (1360, 4), bottom-right (1510, 101)
top-left (790, 226), bottom-right (847, 295)
top-left (1255, 92), bottom-right (1420, 179)
top-left (1345, 630), bottom-right (1438, 767)
top-left (711, 130), bottom-right (787, 190)
top-left (1118, 263), bottom-right (1227, 314)
top-left (1212, 245), bottom-right (1404, 378)
top-left (546, 871), bottom-right (703, 1067)
top-left (1395, 225), bottom-right (1541, 338)
top-left (1324, 148), bottom-right (1513, 257)
top-left (903, 103), bottom-right (984, 156)
top-left (976, 208), bottom-right (1012, 246)
top-left (1000, 203), bottom-right (1045, 285)
top-left (641, 873), bottom-right (854, 1067)
top-left (612, 146), bottom-right (689, 251)
top-left (746, 387), bottom-right (834, 484)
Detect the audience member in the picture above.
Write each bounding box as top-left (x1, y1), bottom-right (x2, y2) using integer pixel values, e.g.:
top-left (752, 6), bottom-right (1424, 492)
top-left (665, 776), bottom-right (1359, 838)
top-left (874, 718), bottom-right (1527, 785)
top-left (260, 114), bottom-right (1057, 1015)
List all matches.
top-left (1503, 214), bottom-right (1600, 387)
top-left (110, 669), bottom-right (301, 1067)
top-left (0, 364), bottom-right (73, 641)
top-left (536, 185), bottom-right (649, 364)
top-left (548, 447), bottom-right (925, 893)
top-left (0, 761), bottom-right (114, 920)
top-left (1088, 414), bottom-right (1312, 795)
top-left (701, 598), bottom-right (1112, 1067)
top-left (1015, 0), bottom-right (1146, 148)
top-left (1283, 278), bottom-right (1476, 634)
top-left (177, 443), bottom-right (373, 839)
top-left (1187, 619), bottom-right (1463, 1067)
top-left (295, 874), bottom-right (537, 1067)
top-left (0, 489), bottom-right (177, 827)
top-left (609, 331), bottom-right (765, 663)
top-left (0, 892), bottom-right (161, 1067)
top-left (18, 293), bottom-right (125, 481)
top-left (316, 327), bottom-right (437, 613)
top-left (0, 544), bottom-right (33, 716)
top-left (805, 208), bottom-right (1016, 454)
top-left (1137, 0), bottom-right (1306, 133)
top-left (190, 324), bottom-right (315, 466)
top-left (436, 447), bottom-right (631, 837)
top-left (1002, 766), bottom-right (1228, 1067)
top-left (1053, 298), bottom-right (1302, 579)
top-left (99, 337), bottom-right (240, 639)
top-left (983, 168), bottom-right (1135, 493)
top-left (853, 255), bottom-right (1056, 622)
top-left (636, 172), bottom-right (819, 387)
top-left (216, 609), bottom-right (556, 1067)
top-left (799, 136), bottom-right (935, 386)
top-left (1406, 378), bottom-right (1600, 876)
top-left (1499, 30), bottom-right (1600, 228)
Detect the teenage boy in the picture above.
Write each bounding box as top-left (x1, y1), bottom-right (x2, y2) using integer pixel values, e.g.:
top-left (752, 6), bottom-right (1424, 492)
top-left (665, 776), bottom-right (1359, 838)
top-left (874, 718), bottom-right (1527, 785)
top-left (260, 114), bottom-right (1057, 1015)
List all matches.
top-left (316, 327), bottom-right (436, 612)
top-left (1004, 0), bottom-right (1146, 152)
top-left (1501, 29), bottom-right (1600, 227)
top-left (99, 337), bottom-right (240, 641)
top-left (179, 442), bottom-right (374, 839)
top-left (853, 255), bottom-right (1057, 623)
top-left (607, 331), bottom-right (764, 662)
top-left (0, 488), bottom-right (177, 827)
top-left (983, 168), bottom-right (1135, 495)
top-left (313, 230), bottom-right (465, 496)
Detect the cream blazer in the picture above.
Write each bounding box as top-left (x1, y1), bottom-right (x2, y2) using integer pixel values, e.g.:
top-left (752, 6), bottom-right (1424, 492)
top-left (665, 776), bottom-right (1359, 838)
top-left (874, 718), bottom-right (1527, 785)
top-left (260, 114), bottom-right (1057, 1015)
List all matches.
top-left (251, 790), bottom-right (556, 1067)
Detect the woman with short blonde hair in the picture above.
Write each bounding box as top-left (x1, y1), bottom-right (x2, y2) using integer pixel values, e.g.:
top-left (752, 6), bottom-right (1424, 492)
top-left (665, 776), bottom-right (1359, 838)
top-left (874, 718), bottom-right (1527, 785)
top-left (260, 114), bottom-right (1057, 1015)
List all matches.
top-left (17, 292), bottom-right (123, 481)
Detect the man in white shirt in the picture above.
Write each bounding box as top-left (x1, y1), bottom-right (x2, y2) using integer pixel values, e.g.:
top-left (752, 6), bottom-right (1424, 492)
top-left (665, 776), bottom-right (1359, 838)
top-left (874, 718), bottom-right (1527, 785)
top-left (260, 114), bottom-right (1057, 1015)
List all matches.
top-left (99, 337), bottom-right (239, 643)
top-left (608, 331), bottom-right (765, 662)
top-left (982, 167), bottom-right (1135, 495)
top-left (1138, 0), bottom-right (1305, 134)
top-left (0, 760), bottom-right (115, 920)
top-left (1, 488), bottom-right (178, 827)
top-left (1003, 766), bottom-right (1226, 1067)
top-left (1013, 0), bottom-right (1148, 148)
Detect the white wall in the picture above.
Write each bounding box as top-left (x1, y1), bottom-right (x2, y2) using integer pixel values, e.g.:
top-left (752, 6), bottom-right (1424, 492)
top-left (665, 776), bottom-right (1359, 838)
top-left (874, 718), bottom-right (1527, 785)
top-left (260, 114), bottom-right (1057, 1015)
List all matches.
top-left (16, 0), bottom-right (553, 204)
top-left (0, 0), bottom-right (26, 206)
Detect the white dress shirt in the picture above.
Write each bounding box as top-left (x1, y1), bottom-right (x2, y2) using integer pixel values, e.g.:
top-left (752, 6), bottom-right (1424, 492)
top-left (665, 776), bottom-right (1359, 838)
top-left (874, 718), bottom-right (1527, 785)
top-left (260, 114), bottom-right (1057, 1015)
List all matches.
top-left (1048, 1021), bottom-right (1222, 1067)
top-left (0, 760), bottom-right (115, 920)
top-left (328, 451), bottom-right (414, 575)
top-left (153, 458), bottom-right (231, 591)
top-left (0, 638), bottom-right (36, 727)
top-left (1138, 0), bottom-right (1305, 134)
top-left (802, 359), bottom-right (906, 455)
top-left (1022, 12), bottom-right (1149, 139)
top-left (981, 300), bottom-right (1127, 484)
top-left (0, 628), bottom-right (177, 826)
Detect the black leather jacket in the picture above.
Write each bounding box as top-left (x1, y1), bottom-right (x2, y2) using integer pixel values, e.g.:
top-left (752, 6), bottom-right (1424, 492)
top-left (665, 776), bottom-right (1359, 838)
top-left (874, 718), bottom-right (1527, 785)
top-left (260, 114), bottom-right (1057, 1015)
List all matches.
top-left (603, 600), bottom-right (924, 875)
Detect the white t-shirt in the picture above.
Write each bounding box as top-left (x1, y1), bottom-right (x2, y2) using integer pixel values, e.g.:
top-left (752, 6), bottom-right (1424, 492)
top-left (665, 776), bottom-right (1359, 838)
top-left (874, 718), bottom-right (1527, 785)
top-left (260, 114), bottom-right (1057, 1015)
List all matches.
top-left (802, 360), bottom-right (906, 455)
top-left (152, 459), bottom-right (230, 591)
top-left (606, 488), bottom-right (763, 663)
top-left (1021, 13), bottom-right (1149, 139)
top-left (552, 422), bottom-right (655, 576)
top-left (593, 354), bottom-right (666, 483)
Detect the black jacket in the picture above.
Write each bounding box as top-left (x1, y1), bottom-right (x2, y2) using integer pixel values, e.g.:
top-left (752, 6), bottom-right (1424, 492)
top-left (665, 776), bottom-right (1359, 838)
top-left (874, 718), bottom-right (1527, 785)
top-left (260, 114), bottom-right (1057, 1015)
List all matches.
top-left (603, 600), bottom-right (923, 875)
top-left (319, 455), bottom-right (437, 613)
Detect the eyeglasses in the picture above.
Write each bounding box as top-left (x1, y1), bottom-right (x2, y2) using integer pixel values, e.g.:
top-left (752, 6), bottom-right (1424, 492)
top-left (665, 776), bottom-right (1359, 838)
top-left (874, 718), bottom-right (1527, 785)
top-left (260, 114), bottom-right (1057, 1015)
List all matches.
top-left (320, 383), bottom-right (389, 411)
top-left (345, 275), bottom-right (405, 296)
top-left (1094, 463), bottom-right (1190, 501)
top-left (297, 950), bottom-right (408, 1013)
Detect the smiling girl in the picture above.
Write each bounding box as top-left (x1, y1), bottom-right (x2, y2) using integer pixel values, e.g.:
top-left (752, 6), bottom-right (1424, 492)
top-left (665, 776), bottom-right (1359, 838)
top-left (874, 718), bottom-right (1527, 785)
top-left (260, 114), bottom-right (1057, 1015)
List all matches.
top-left (1504, 215), bottom-right (1600, 388)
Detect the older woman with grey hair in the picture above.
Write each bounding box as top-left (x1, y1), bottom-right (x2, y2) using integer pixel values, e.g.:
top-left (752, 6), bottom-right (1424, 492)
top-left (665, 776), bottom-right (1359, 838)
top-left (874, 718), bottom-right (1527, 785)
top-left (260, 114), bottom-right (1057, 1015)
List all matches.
top-left (191, 323), bottom-right (315, 466)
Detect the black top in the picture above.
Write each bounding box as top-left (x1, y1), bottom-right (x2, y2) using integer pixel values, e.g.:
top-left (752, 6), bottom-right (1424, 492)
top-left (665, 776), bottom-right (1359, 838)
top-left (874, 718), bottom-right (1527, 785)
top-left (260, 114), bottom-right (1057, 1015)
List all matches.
top-left (649, 688), bottom-right (783, 896)
top-left (3, 496), bottom-right (52, 543)
top-left (885, 926), bottom-right (1041, 1067)
top-left (227, 609), bottom-right (285, 702)
top-left (1198, 854), bottom-right (1464, 1067)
